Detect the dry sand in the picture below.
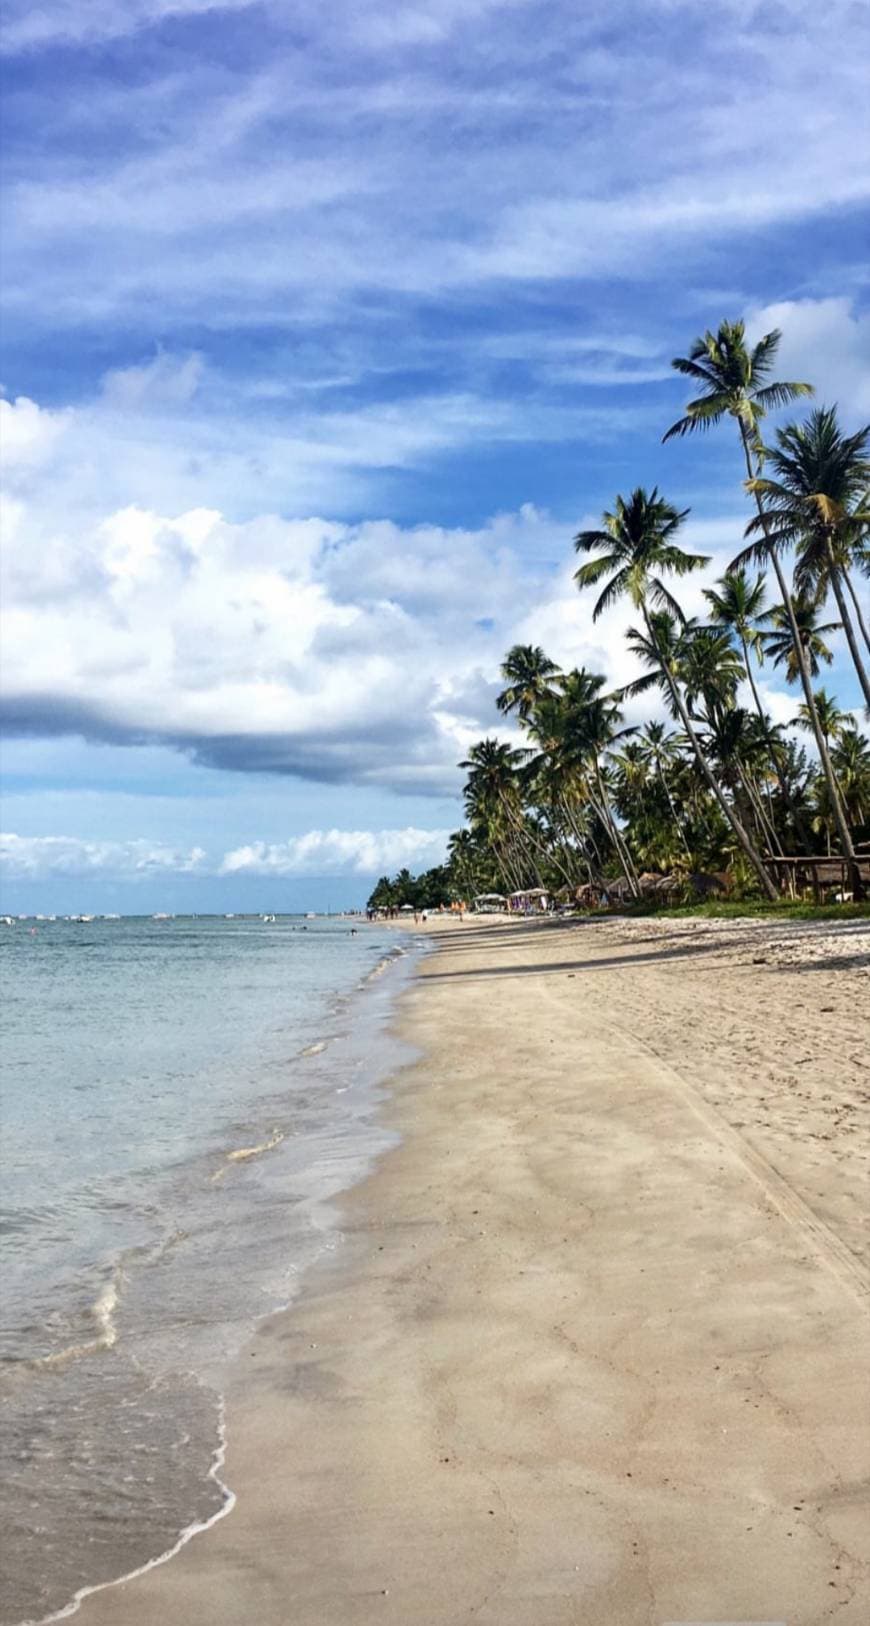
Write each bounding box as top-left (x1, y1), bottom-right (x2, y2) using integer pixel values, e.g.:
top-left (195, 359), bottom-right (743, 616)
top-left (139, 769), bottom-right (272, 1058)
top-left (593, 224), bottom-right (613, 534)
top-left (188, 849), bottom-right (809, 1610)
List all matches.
top-left (80, 913), bottom-right (870, 1626)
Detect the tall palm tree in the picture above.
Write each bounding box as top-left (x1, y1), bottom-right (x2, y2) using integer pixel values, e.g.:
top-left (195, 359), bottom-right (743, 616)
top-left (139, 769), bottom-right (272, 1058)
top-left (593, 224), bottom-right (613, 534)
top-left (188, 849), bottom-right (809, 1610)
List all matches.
top-left (637, 720), bottom-right (692, 854)
top-left (831, 729), bottom-right (870, 829)
top-left (679, 626), bottom-right (744, 724)
top-left (703, 570), bottom-right (771, 723)
top-left (764, 598), bottom-right (840, 683)
top-left (743, 407), bottom-right (870, 708)
top-left (575, 489), bottom-right (778, 897)
top-left (664, 319), bottom-right (864, 896)
top-left (496, 644), bottom-right (563, 721)
top-left (795, 687), bottom-right (849, 750)
top-left (524, 671), bottom-right (640, 895)
top-left (702, 568), bottom-right (805, 836)
top-left (460, 738), bottom-right (534, 892)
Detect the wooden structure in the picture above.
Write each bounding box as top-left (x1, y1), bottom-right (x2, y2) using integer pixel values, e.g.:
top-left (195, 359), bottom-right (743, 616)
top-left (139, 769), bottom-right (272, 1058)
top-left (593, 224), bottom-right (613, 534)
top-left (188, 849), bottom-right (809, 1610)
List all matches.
top-left (764, 854), bottom-right (870, 903)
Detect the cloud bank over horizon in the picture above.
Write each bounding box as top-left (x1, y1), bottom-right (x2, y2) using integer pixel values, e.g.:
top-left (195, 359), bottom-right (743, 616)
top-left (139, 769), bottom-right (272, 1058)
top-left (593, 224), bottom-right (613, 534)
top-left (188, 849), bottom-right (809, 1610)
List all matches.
top-left (0, 826), bottom-right (451, 883)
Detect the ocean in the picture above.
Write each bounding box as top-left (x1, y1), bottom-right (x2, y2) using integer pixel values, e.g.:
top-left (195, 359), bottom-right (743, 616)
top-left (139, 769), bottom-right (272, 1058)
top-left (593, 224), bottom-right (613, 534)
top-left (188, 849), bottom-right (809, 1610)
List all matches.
top-left (0, 914), bottom-right (418, 1625)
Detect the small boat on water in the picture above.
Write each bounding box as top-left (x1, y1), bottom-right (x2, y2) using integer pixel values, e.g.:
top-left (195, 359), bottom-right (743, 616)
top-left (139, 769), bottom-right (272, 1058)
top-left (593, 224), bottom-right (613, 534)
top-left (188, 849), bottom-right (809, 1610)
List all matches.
top-left (261, 913), bottom-right (276, 923)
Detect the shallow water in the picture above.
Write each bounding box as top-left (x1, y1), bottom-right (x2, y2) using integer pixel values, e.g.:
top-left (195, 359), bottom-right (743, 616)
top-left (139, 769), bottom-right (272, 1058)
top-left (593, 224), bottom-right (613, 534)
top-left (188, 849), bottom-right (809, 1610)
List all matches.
top-left (0, 915), bottom-right (418, 1624)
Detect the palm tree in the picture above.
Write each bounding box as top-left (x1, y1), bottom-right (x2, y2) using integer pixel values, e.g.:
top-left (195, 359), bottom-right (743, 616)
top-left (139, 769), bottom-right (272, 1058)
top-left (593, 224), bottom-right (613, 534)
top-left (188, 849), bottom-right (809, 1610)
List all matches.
top-left (795, 687), bottom-right (849, 750)
top-left (460, 738), bottom-right (534, 893)
top-left (702, 568), bottom-right (807, 838)
top-left (447, 828), bottom-right (483, 902)
top-left (703, 570), bottom-right (771, 723)
top-left (575, 489), bottom-right (778, 898)
top-left (496, 644), bottom-right (563, 721)
top-left (523, 671), bottom-right (640, 895)
top-left (764, 598), bottom-right (840, 683)
top-left (679, 626), bottom-right (744, 724)
top-left (664, 319), bottom-right (864, 896)
top-left (637, 721), bottom-right (692, 854)
top-left (832, 728), bottom-right (870, 829)
top-left (744, 407), bottom-right (870, 708)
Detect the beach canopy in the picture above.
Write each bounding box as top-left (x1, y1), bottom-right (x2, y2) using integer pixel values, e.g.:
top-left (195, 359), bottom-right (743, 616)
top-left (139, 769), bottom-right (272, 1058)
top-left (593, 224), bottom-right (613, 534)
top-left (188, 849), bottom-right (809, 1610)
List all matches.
top-left (473, 893), bottom-right (506, 905)
top-left (399, 903), bottom-right (415, 911)
top-left (507, 888), bottom-right (549, 900)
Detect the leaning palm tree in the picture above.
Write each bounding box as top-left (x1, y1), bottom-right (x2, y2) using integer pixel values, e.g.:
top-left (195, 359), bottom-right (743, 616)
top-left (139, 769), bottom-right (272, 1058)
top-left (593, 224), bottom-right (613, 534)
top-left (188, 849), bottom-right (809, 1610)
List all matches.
top-left (637, 720), bottom-right (692, 854)
top-left (763, 598), bottom-right (840, 683)
top-left (664, 320), bottom-right (864, 896)
top-left (575, 489), bottom-right (778, 897)
top-left (460, 738), bottom-right (535, 892)
top-left (744, 407), bottom-right (870, 708)
top-left (496, 644), bottom-right (563, 721)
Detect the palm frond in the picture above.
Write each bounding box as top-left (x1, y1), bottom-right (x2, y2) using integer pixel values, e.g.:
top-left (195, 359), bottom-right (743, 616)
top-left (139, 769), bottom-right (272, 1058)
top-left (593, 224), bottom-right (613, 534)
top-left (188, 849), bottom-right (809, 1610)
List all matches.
top-left (753, 381), bottom-right (814, 411)
top-left (662, 392), bottom-right (732, 442)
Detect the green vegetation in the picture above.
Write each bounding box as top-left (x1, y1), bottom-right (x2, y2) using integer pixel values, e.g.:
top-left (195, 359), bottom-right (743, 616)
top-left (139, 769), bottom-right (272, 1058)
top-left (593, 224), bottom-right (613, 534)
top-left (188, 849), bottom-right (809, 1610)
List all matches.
top-left (628, 899), bottom-right (870, 922)
top-left (368, 319), bottom-right (869, 919)
top-left (366, 867), bottom-right (451, 912)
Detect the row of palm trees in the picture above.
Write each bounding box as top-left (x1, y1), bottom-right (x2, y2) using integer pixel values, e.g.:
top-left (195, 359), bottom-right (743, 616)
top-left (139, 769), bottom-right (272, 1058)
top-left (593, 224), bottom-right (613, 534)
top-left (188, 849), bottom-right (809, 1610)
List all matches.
top-left (447, 321), bottom-right (869, 906)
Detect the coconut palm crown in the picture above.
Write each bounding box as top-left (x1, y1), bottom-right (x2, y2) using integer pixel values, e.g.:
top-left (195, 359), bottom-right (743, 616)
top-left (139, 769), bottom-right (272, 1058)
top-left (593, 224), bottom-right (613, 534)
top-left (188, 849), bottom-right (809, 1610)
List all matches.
top-left (573, 488), bottom-right (706, 621)
top-left (662, 320), bottom-right (813, 445)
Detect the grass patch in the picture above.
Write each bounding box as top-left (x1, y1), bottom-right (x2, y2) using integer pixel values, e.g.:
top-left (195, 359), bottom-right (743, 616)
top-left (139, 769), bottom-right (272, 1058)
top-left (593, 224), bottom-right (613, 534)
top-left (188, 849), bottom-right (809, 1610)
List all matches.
top-left (633, 899), bottom-right (870, 922)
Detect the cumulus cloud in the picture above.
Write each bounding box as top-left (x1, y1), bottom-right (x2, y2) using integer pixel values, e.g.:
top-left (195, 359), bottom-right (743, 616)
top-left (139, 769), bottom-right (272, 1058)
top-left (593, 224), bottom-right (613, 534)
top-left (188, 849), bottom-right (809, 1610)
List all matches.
top-left (0, 833), bottom-right (205, 877)
top-left (0, 396), bottom-right (71, 473)
top-left (1, 380), bottom-right (842, 799)
top-left (0, 827), bottom-right (449, 880)
top-left (745, 298), bottom-right (870, 421)
top-left (220, 827), bottom-right (451, 876)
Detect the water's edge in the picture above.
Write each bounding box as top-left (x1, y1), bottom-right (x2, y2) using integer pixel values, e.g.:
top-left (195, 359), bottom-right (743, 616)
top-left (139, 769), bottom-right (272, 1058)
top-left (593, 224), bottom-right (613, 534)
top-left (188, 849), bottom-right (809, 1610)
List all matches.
top-left (9, 928), bottom-right (428, 1626)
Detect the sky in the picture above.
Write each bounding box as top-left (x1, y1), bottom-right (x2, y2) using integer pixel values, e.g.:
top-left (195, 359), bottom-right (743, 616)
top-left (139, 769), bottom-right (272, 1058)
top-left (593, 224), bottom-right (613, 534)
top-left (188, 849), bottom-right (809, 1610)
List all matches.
top-left (1, 0), bottom-right (869, 913)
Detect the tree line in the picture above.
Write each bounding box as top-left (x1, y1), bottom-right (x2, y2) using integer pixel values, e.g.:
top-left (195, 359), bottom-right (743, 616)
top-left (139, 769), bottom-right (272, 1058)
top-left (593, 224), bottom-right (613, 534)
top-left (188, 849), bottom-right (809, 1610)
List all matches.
top-left (369, 320), bottom-right (869, 913)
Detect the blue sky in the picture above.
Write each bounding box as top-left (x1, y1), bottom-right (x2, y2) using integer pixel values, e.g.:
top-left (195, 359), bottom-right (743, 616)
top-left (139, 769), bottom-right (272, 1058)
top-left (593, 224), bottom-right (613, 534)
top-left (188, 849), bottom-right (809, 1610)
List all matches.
top-left (1, 0), bottom-right (868, 912)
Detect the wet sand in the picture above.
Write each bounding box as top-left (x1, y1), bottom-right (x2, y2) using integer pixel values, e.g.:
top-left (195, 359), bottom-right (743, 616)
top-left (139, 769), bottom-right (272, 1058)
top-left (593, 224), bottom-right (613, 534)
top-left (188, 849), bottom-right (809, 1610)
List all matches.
top-left (78, 913), bottom-right (870, 1626)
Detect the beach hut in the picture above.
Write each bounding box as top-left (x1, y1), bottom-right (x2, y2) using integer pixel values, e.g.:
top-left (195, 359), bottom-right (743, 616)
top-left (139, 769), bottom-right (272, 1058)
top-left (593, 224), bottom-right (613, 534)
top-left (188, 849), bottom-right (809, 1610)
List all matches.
top-left (507, 888), bottom-right (551, 915)
top-left (472, 893), bottom-right (507, 913)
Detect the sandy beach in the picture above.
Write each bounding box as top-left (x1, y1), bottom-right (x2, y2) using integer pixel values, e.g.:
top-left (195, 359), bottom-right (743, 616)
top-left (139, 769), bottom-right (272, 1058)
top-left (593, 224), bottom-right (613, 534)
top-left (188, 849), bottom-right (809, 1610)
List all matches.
top-left (77, 912), bottom-right (870, 1626)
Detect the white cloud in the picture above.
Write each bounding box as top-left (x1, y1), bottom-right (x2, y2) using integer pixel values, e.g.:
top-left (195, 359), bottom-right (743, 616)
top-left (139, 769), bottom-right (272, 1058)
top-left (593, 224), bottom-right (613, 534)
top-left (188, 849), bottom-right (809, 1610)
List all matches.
top-left (2, 388), bottom-right (848, 799)
top-left (0, 396), bottom-right (70, 473)
top-left (0, 833), bottom-right (205, 877)
top-left (0, 827), bottom-right (449, 879)
top-left (101, 351), bottom-right (205, 409)
top-left (0, 0), bottom-right (260, 53)
top-left (4, 3), bottom-right (868, 331)
top-left (745, 297), bottom-right (870, 421)
top-left (220, 827), bottom-right (450, 876)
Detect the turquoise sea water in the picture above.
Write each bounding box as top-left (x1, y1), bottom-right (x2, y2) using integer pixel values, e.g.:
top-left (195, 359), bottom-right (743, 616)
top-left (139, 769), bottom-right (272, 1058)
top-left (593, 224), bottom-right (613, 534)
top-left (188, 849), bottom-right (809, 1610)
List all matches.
top-left (0, 915), bottom-right (416, 1624)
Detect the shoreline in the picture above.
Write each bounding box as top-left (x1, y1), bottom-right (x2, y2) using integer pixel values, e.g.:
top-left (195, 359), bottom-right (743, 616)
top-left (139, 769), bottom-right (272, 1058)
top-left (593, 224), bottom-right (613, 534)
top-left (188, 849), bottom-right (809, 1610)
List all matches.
top-left (76, 913), bottom-right (869, 1625)
top-left (2, 925), bottom-right (424, 1626)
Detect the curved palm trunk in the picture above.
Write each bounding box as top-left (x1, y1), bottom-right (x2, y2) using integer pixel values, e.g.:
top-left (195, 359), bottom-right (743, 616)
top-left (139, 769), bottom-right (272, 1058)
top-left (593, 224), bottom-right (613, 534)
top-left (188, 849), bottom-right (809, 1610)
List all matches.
top-left (826, 546), bottom-right (870, 709)
top-left (657, 761), bottom-right (692, 857)
top-left (735, 760), bottom-right (784, 857)
top-left (592, 761), bottom-right (640, 897)
top-left (558, 797), bottom-right (597, 886)
top-left (844, 567), bottom-right (870, 654)
top-left (643, 607), bottom-right (779, 899)
top-left (739, 424), bottom-right (864, 899)
top-left (740, 634), bottom-right (812, 850)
